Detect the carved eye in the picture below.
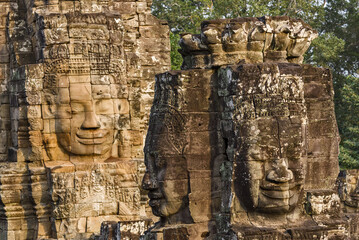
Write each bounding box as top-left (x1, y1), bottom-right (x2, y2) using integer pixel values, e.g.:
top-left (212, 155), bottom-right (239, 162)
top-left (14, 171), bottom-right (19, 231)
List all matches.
top-left (149, 152), bottom-right (165, 168)
top-left (70, 103), bottom-right (84, 114)
top-left (95, 100), bottom-right (113, 114)
top-left (71, 109), bottom-right (79, 114)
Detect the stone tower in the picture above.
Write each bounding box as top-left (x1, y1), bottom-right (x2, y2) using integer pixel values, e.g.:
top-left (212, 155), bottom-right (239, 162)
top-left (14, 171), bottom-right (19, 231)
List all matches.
top-left (0, 0), bottom-right (170, 239)
top-left (141, 16), bottom-right (359, 239)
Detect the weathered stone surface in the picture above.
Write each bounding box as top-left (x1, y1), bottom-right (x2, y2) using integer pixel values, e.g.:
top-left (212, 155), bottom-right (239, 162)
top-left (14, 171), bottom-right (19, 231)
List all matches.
top-left (1, 3), bottom-right (358, 238)
top-left (0, 0), bottom-right (170, 238)
top-left (179, 16), bottom-right (318, 69)
top-left (140, 16), bottom-right (359, 240)
top-left (215, 62), bottom-right (347, 239)
top-left (96, 220), bottom-right (152, 240)
top-left (139, 69), bottom-right (223, 239)
top-left (222, 63), bottom-right (308, 216)
top-left (338, 170), bottom-right (359, 211)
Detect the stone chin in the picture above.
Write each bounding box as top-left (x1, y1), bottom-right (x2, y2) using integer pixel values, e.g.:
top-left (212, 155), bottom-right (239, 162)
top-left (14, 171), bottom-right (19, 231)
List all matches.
top-left (148, 192), bottom-right (184, 217)
top-left (150, 201), bottom-right (183, 217)
top-left (256, 193), bottom-right (295, 214)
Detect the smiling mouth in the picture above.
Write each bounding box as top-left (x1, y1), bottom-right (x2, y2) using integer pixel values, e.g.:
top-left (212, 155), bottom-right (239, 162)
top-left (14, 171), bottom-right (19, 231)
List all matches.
top-left (261, 190), bottom-right (295, 199)
top-left (260, 183), bottom-right (298, 199)
top-left (148, 190), bottom-right (163, 199)
top-left (76, 130), bottom-right (110, 145)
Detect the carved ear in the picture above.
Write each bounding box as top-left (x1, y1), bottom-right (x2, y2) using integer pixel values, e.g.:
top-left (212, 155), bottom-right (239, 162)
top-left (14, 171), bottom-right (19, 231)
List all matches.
top-left (43, 93), bottom-right (57, 118)
top-left (42, 104), bottom-right (56, 118)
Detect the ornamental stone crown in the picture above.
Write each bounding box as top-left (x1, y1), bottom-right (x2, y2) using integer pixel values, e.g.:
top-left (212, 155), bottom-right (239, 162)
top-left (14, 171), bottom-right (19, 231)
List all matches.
top-left (179, 16), bottom-right (318, 69)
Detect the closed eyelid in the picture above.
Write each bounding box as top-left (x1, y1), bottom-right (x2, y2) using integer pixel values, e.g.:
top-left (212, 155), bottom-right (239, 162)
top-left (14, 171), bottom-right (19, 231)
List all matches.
top-left (70, 103), bottom-right (86, 113)
top-left (95, 99), bottom-right (113, 113)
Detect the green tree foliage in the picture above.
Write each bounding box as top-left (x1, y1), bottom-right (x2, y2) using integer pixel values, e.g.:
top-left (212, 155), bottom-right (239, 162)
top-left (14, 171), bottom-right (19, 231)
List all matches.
top-left (152, 0), bottom-right (213, 69)
top-left (319, 0), bottom-right (359, 169)
top-left (308, 33), bottom-right (345, 68)
top-left (170, 32), bottom-right (182, 70)
top-left (339, 76), bottom-right (359, 168)
top-left (320, 0), bottom-right (358, 75)
top-left (152, 0), bottom-right (359, 167)
top-left (152, 0), bottom-right (212, 33)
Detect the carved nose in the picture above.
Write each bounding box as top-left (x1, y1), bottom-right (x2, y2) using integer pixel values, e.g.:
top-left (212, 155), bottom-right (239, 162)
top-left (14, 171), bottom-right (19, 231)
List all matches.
top-left (81, 110), bottom-right (100, 129)
top-left (141, 172), bottom-right (158, 190)
top-left (266, 158), bottom-right (293, 183)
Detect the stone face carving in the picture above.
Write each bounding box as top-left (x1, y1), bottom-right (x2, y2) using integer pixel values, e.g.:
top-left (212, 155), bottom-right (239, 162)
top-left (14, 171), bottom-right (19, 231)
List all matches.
top-left (219, 63), bottom-right (344, 237)
top-left (227, 64), bottom-right (306, 214)
top-left (42, 13), bottom-right (125, 161)
top-left (141, 70), bottom-right (219, 238)
top-left (142, 75), bottom-right (191, 222)
top-left (338, 170), bottom-right (359, 210)
top-left (0, 0), bottom-right (170, 238)
top-left (139, 16), bottom-right (359, 240)
top-left (0, 2), bottom-right (358, 237)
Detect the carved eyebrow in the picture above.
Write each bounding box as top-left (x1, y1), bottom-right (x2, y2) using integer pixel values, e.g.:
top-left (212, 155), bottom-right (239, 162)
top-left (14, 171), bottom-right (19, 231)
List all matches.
top-left (93, 93), bottom-right (111, 99)
top-left (92, 87), bottom-right (111, 97)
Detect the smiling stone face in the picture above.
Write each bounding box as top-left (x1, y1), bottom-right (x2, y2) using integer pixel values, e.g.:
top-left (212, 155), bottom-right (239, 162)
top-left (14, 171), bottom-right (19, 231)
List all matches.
top-left (41, 13), bottom-right (127, 162)
top-left (55, 79), bottom-right (115, 156)
top-left (222, 64), bottom-right (307, 214)
top-left (141, 70), bottom-right (216, 234)
top-left (235, 115), bottom-right (305, 213)
top-left (42, 57), bottom-right (125, 161)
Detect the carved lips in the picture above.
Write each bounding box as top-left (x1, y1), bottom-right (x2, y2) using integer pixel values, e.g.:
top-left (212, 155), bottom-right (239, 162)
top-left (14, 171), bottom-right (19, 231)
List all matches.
top-left (260, 183), bottom-right (296, 200)
top-left (76, 129), bottom-right (110, 145)
top-left (148, 190), bottom-right (164, 208)
top-left (258, 182), bottom-right (301, 212)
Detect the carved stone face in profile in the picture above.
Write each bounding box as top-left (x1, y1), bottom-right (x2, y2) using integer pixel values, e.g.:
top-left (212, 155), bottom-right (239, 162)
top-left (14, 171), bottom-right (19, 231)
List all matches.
top-left (233, 73), bottom-right (306, 214)
top-left (142, 105), bottom-right (191, 222)
top-left (55, 78), bottom-right (115, 156)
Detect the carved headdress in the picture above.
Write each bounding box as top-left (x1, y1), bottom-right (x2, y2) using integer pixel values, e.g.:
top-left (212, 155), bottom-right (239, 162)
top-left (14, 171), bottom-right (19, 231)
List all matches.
top-left (42, 12), bottom-right (126, 99)
top-left (146, 72), bottom-right (187, 154)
